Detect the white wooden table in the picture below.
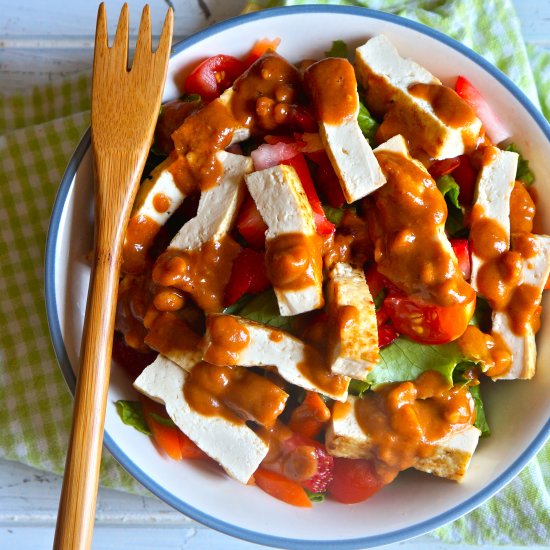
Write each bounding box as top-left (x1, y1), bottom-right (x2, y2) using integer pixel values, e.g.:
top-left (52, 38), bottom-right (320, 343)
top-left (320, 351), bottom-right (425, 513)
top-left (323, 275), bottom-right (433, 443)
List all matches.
top-left (1, 1), bottom-right (548, 548)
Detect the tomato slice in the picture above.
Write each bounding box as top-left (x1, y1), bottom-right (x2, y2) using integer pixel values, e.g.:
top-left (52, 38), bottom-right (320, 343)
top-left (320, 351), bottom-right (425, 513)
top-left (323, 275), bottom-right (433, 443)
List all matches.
top-left (184, 54), bottom-right (246, 102)
top-left (428, 157), bottom-right (460, 179)
top-left (328, 457), bottom-right (384, 504)
top-left (450, 238), bottom-right (471, 280)
top-left (384, 291), bottom-right (476, 345)
top-left (378, 323), bottom-right (398, 348)
top-left (224, 248), bottom-right (270, 307)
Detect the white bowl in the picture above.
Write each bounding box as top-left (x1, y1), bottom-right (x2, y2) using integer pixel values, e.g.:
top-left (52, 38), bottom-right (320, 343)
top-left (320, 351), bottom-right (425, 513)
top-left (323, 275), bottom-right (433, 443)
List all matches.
top-left (45, 5), bottom-right (550, 549)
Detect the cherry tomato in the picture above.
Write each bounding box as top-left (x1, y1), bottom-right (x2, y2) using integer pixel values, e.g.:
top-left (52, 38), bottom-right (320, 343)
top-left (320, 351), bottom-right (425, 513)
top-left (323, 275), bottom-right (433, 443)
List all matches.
top-left (184, 54), bottom-right (246, 102)
top-left (328, 457), bottom-right (384, 504)
top-left (378, 323), bottom-right (398, 348)
top-left (384, 291), bottom-right (476, 345)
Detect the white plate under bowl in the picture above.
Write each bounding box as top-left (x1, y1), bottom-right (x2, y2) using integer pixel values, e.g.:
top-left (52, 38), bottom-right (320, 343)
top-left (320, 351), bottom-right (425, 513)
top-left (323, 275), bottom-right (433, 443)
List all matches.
top-left (45, 6), bottom-right (550, 549)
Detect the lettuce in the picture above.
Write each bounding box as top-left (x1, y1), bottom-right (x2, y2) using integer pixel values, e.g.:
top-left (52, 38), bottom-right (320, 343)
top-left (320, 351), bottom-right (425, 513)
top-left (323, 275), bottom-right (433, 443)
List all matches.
top-left (223, 289), bottom-right (294, 332)
top-left (505, 143), bottom-right (535, 185)
top-left (115, 400), bottom-right (151, 435)
top-left (469, 384), bottom-right (491, 437)
top-left (367, 337), bottom-right (467, 388)
top-left (324, 39), bottom-right (349, 59)
top-left (358, 101), bottom-right (379, 147)
top-left (437, 174), bottom-right (466, 236)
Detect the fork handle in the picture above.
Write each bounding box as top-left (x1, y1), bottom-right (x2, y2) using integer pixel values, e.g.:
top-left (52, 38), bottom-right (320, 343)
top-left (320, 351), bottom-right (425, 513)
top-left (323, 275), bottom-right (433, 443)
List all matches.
top-left (54, 155), bottom-right (140, 550)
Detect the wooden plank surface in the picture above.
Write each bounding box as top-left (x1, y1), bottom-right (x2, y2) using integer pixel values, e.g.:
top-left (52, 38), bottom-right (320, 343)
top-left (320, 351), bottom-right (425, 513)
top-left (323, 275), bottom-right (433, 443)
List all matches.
top-left (0, 0), bottom-right (548, 548)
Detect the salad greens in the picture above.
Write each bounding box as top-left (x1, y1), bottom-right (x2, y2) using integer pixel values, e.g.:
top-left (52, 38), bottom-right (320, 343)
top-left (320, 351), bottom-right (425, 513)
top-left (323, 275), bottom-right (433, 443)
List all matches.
top-left (368, 337), bottom-right (468, 388)
top-left (358, 101), bottom-right (379, 147)
top-left (223, 289), bottom-right (294, 332)
top-left (322, 204), bottom-right (345, 226)
top-left (324, 39), bottom-right (349, 59)
top-left (437, 174), bottom-right (466, 236)
top-left (116, 400), bottom-right (151, 435)
top-left (505, 143), bottom-right (535, 185)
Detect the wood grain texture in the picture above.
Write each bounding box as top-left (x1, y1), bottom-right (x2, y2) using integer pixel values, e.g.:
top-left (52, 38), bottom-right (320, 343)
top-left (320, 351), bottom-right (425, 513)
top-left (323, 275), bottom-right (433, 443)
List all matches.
top-left (52, 5), bottom-right (173, 549)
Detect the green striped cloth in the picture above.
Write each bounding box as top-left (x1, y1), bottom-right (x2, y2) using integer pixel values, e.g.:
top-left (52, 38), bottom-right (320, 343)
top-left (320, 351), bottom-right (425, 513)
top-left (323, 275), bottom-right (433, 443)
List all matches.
top-left (0, 0), bottom-right (548, 544)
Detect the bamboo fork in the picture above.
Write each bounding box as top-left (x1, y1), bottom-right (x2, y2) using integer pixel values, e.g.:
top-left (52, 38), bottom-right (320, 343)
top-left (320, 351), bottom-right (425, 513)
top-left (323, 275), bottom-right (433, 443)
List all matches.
top-left (53, 4), bottom-right (173, 548)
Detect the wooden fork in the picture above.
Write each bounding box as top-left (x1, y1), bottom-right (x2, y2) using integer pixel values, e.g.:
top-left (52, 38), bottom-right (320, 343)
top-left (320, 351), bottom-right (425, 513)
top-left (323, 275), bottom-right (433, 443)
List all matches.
top-left (53, 4), bottom-right (172, 548)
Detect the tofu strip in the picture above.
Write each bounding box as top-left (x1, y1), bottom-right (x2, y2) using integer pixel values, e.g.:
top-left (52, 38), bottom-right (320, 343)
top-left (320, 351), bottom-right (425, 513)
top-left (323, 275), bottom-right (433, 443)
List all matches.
top-left (355, 35), bottom-right (482, 159)
top-left (245, 164), bottom-right (324, 316)
top-left (492, 234), bottom-right (550, 380)
top-left (304, 58), bottom-right (385, 203)
top-left (326, 263), bottom-right (380, 378)
top-left (169, 151), bottom-right (252, 250)
top-left (470, 146), bottom-right (518, 290)
top-left (326, 395), bottom-right (480, 482)
top-left (202, 314), bottom-right (349, 402)
top-left (134, 355), bottom-right (269, 483)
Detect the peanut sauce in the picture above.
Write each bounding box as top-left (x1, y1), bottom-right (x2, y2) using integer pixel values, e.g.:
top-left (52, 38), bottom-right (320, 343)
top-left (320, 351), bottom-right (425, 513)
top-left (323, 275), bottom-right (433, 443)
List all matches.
top-left (153, 193), bottom-right (171, 213)
top-left (510, 181), bottom-right (535, 234)
top-left (303, 58), bottom-right (358, 124)
top-left (352, 370), bottom-right (474, 483)
top-left (203, 314), bottom-right (250, 366)
top-left (370, 150), bottom-right (475, 307)
top-left (122, 214), bottom-right (161, 275)
top-left (297, 345), bottom-right (349, 397)
top-left (457, 325), bottom-right (511, 377)
top-left (144, 311), bottom-right (201, 356)
top-left (337, 305), bottom-right (359, 332)
top-left (183, 361), bottom-right (287, 427)
top-left (152, 236), bottom-right (241, 313)
top-left (265, 233), bottom-right (323, 291)
top-left (470, 203), bottom-right (542, 335)
top-left (231, 53), bottom-right (302, 132)
top-left (408, 83), bottom-right (477, 129)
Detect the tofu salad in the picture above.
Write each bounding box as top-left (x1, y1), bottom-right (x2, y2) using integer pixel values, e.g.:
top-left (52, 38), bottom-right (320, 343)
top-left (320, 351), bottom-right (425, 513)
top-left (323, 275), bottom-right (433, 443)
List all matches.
top-left (113, 35), bottom-right (550, 506)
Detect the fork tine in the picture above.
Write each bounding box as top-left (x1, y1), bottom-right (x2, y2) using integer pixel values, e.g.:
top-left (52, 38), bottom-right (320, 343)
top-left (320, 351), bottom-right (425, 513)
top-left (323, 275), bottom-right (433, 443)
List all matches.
top-left (155, 7), bottom-right (174, 60)
top-left (112, 2), bottom-right (129, 67)
top-left (132, 4), bottom-right (152, 69)
top-left (94, 3), bottom-right (108, 57)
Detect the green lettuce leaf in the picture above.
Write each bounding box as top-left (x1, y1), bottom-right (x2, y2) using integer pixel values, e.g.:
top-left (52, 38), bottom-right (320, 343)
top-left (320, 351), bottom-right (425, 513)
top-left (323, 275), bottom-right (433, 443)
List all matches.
top-left (469, 296), bottom-right (492, 332)
top-left (469, 384), bottom-right (491, 437)
top-left (149, 412), bottom-right (176, 427)
top-left (115, 400), bottom-right (152, 435)
top-left (357, 101), bottom-right (379, 147)
top-left (367, 337), bottom-right (466, 388)
top-left (505, 143), bottom-right (535, 185)
top-left (322, 204), bottom-right (345, 226)
top-left (324, 39), bottom-right (348, 59)
top-left (437, 175), bottom-right (466, 236)
top-left (224, 289), bottom-right (293, 332)
top-left (348, 379), bottom-right (370, 397)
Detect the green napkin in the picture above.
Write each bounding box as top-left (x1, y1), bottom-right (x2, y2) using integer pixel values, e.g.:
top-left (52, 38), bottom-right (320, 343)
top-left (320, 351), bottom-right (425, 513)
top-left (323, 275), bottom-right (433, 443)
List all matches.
top-left (0, 0), bottom-right (548, 545)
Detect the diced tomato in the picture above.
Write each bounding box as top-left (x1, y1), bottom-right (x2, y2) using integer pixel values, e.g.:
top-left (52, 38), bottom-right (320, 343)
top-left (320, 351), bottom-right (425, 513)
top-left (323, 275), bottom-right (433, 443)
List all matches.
top-left (328, 457), bottom-right (384, 504)
top-left (236, 194), bottom-right (268, 249)
top-left (282, 153), bottom-right (335, 235)
top-left (243, 38), bottom-right (281, 67)
top-left (254, 468), bottom-right (312, 508)
top-left (307, 150), bottom-right (346, 208)
top-left (450, 238), bottom-right (471, 280)
top-left (452, 154), bottom-right (477, 206)
top-left (378, 323), bottom-right (398, 348)
top-left (112, 332), bottom-right (157, 379)
top-left (455, 76), bottom-right (510, 144)
top-left (184, 54), bottom-right (246, 102)
top-left (224, 248), bottom-right (270, 307)
top-left (384, 291), bottom-right (476, 345)
top-left (428, 157), bottom-right (460, 179)
top-left (288, 391), bottom-right (331, 439)
top-left (288, 105), bottom-right (318, 132)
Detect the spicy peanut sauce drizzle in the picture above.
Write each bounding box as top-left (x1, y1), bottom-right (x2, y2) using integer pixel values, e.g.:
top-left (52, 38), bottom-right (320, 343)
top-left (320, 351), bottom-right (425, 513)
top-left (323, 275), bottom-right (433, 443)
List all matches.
top-left (117, 48), bottom-right (542, 478)
top-left (334, 370), bottom-right (475, 483)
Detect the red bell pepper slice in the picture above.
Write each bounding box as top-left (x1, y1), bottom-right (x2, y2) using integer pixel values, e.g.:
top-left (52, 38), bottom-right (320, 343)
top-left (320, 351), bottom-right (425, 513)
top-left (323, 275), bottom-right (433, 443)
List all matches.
top-left (184, 54), bottom-right (246, 102)
top-left (236, 194), bottom-right (268, 250)
top-left (224, 248), bottom-right (270, 307)
top-left (281, 153), bottom-right (335, 235)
